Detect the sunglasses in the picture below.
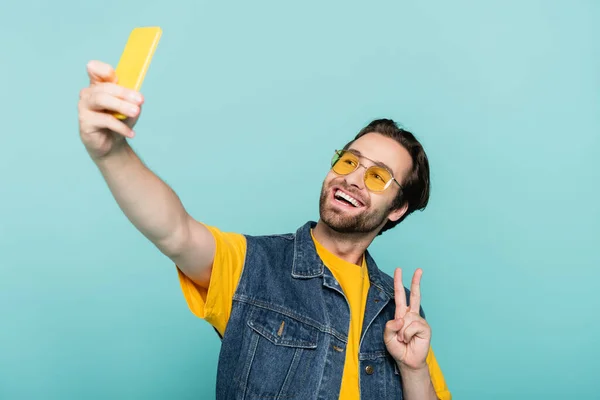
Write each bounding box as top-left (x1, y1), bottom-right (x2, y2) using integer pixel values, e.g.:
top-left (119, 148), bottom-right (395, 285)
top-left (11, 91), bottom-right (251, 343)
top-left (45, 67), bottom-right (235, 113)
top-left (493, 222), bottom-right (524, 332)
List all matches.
top-left (331, 150), bottom-right (403, 193)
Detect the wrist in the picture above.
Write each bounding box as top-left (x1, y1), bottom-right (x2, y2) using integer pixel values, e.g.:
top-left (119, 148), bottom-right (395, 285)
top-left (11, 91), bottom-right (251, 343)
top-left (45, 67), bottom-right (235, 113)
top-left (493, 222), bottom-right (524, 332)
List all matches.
top-left (91, 140), bottom-right (132, 166)
top-left (397, 363), bottom-right (430, 379)
top-left (397, 363), bottom-right (437, 400)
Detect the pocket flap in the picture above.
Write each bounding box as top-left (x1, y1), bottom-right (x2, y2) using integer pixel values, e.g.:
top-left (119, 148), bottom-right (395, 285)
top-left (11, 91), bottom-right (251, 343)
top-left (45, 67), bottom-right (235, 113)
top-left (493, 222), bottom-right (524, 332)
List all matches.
top-left (247, 309), bottom-right (318, 349)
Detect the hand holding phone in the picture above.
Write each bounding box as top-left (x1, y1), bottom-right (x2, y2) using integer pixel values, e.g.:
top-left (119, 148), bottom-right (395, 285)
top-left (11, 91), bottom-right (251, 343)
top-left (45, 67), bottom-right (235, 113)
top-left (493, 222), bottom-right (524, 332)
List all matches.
top-left (78, 27), bottom-right (162, 159)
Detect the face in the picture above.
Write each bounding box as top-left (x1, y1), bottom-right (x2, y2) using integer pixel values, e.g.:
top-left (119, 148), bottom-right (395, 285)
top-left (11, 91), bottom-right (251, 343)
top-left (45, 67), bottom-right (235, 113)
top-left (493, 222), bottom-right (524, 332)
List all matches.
top-left (319, 132), bottom-right (413, 234)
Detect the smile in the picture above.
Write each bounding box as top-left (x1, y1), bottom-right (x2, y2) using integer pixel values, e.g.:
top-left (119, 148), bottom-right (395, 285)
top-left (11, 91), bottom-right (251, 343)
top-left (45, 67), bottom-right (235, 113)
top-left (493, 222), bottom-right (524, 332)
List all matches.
top-left (333, 189), bottom-right (364, 208)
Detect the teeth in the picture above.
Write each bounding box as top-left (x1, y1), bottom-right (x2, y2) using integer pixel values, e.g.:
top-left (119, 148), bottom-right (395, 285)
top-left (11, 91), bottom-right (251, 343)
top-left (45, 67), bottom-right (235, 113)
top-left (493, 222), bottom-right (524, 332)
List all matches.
top-left (335, 190), bottom-right (361, 207)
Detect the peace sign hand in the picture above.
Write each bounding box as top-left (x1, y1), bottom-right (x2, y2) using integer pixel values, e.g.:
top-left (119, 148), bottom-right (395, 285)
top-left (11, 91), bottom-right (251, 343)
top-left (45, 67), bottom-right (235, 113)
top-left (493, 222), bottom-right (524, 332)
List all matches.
top-left (383, 268), bottom-right (431, 371)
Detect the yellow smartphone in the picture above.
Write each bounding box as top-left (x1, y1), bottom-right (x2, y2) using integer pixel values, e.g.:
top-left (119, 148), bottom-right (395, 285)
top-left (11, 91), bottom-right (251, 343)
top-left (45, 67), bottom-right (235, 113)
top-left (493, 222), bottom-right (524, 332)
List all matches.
top-left (113, 26), bottom-right (162, 119)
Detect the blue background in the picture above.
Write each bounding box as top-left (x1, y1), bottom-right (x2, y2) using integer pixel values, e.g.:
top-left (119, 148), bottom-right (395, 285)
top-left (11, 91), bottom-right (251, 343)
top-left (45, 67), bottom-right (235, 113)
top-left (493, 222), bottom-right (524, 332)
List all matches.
top-left (1, 1), bottom-right (599, 399)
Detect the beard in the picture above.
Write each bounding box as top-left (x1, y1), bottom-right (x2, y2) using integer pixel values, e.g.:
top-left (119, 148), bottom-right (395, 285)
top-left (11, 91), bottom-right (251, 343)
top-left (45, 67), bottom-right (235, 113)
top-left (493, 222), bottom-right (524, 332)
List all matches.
top-left (318, 180), bottom-right (393, 234)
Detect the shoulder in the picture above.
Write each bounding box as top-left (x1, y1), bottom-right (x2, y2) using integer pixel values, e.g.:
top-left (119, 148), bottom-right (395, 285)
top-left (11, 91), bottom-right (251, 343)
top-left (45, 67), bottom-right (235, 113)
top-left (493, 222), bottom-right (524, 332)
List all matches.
top-left (205, 225), bottom-right (294, 250)
top-left (244, 231), bottom-right (295, 247)
top-left (241, 230), bottom-right (295, 263)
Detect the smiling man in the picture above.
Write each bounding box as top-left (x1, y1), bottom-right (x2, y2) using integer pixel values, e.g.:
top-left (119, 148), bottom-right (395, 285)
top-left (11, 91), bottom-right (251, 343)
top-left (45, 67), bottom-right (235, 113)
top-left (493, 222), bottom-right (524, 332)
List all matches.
top-left (78, 60), bottom-right (451, 400)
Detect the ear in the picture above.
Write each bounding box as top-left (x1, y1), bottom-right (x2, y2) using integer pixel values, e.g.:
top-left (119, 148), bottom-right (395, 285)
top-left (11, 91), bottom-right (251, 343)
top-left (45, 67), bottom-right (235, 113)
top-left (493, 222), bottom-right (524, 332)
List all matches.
top-left (388, 202), bottom-right (408, 223)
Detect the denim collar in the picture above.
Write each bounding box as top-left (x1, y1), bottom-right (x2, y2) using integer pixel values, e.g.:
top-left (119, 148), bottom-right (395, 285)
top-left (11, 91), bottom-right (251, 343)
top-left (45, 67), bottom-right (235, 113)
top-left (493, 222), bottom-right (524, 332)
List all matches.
top-left (291, 221), bottom-right (395, 298)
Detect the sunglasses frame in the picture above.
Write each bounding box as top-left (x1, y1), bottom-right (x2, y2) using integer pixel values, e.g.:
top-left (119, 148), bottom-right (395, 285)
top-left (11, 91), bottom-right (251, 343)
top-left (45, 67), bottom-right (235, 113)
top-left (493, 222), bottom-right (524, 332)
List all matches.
top-left (331, 149), bottom-right (403, 193)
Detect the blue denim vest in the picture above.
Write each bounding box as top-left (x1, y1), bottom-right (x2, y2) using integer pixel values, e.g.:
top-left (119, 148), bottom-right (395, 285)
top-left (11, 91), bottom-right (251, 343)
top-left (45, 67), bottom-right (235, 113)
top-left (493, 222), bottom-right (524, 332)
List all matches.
top-left (215, 221), bottom-right (422, 399)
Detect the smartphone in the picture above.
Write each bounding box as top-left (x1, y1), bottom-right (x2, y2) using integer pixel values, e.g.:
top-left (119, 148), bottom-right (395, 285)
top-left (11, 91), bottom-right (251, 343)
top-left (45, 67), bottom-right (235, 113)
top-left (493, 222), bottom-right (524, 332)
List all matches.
top-left (113, 26), bottom-right (162, 119)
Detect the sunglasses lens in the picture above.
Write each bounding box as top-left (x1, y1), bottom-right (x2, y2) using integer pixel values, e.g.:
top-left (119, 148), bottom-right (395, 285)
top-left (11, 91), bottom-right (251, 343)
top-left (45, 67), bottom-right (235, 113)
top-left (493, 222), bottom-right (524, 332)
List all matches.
top-left (364, 166), bottom-right (392, 192)
top-left (332, 151), bottom-right (359, 175)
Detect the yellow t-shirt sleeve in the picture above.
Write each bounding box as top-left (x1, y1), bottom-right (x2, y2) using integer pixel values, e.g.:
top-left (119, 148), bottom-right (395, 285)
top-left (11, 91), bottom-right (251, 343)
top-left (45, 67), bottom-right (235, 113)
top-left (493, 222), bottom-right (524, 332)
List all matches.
top-left (426, 347), bottom-right (452, 400)
top-left (176, 225), bottom-right (247, 337)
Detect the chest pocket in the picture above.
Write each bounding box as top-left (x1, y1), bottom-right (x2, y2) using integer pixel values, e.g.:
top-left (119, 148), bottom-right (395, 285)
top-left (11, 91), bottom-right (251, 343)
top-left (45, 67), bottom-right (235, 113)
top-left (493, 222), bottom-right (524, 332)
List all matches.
top-left (236, 307), bottom-right (320, 399)
top-left (248, 309), bottom-right (318, 349)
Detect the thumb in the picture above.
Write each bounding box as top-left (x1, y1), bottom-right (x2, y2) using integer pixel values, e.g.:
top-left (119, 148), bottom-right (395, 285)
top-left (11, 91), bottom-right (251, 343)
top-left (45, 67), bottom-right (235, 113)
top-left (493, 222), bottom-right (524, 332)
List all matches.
top-left (86, 60), bottom-right (117, 85)
top-left (384, 318), bottom-right (404, 345)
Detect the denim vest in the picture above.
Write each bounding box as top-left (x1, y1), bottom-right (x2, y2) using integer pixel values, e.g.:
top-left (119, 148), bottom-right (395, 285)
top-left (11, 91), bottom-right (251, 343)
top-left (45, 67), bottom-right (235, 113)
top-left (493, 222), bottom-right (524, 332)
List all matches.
top-left (215, 221), bottom-right (422, 399)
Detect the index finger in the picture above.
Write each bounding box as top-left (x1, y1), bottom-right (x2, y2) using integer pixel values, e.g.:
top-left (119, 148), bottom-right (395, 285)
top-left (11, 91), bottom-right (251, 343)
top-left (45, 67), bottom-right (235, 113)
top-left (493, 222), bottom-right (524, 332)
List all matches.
top-left (394, 268), bottom-right (407, 319)
top-left (87, 60), bottom-right (117, 85)
top-left (409, 268), bottom-right (423, 313)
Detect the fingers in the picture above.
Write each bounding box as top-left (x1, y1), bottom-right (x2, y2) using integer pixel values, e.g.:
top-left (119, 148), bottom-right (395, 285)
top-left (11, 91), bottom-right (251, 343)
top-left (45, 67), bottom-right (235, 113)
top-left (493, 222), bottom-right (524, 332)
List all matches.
top-left (79, 110), bottom-right (134, 138)
top-left (87, 60), bottom-right (117, 85)
top-left (384, 318), bottom-right (404, 345)
top-left (401, 319), bottom-right (431, 343)
top-left (398, 312), bottom-right (429, 342)
top-left (86, 90), bottom-right (140, 118)
top-left (94, 82), bottom-right (144, 104)
top-left (394, 268), bottom-right (407, 319)
top-left (84, 60), bottom-right (144, 116)
top-left (409, 268), bottom-right (422, 313)
top-left (79, 83), bottom-right (143, 119)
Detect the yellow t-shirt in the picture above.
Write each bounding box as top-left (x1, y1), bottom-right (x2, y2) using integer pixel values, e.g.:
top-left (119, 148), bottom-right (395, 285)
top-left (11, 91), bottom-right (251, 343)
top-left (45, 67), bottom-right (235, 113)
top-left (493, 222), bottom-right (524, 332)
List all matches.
top-left (177, 225), bottom-right (451, 400)
top-left (310, 230), bottom-right (370, 399)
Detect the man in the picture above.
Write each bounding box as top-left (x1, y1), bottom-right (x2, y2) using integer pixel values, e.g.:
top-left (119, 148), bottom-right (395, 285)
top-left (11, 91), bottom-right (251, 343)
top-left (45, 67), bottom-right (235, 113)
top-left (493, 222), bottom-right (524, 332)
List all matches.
top-left (78, 60), bottom-right (451, 400)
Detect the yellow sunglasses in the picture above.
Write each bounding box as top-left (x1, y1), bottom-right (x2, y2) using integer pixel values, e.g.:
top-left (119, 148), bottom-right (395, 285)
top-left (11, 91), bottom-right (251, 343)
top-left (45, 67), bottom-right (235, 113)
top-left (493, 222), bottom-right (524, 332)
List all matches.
top-left (331, 150), bottom-right (403, 193)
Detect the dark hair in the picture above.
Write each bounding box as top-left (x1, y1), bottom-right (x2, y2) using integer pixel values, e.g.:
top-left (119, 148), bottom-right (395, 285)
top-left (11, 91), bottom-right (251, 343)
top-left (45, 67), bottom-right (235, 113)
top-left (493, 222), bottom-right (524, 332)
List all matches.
top-left (343, 118), bottom-right (430, 235)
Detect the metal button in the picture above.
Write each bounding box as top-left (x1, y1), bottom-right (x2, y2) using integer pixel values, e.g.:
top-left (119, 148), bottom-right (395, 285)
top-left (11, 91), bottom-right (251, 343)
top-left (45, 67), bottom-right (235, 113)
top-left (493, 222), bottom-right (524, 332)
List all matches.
top-left (365, 365), bottom-right (374, 375)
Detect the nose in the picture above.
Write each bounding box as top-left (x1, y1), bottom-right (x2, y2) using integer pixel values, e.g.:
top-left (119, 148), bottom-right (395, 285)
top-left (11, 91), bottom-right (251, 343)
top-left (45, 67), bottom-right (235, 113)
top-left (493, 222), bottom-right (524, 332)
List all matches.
top-left (344, 166), bottom-right (365, 190)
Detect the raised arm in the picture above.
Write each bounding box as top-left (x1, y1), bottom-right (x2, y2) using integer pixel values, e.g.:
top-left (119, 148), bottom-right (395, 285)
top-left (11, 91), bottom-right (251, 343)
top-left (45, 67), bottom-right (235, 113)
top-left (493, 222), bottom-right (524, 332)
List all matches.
top-left (78, 60), bottom-right (215, 288)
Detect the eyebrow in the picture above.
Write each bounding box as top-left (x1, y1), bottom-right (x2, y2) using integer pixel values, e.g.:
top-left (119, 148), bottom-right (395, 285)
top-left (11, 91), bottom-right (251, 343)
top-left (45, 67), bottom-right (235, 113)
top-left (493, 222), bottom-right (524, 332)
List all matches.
top-left (347, 148), bottom-right (395, 174)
